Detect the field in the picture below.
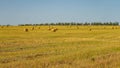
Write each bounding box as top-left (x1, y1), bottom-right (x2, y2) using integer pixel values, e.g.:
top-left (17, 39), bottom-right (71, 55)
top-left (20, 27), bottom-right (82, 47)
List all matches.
top-left (0, 25), bottom-right (120, 68)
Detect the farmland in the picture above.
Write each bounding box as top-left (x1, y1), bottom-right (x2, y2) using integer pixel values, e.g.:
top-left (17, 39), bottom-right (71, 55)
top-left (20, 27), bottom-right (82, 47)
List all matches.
top-left (0, 25), bottom-right (120, 68)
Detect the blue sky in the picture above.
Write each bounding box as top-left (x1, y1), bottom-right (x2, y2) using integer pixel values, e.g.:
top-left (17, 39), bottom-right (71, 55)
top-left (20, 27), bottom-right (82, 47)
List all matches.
top-left (0, 0), bottom-right (120, 25)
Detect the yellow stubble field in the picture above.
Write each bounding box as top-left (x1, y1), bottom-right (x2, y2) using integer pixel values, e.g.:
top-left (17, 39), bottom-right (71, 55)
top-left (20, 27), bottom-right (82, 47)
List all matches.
top-left (0, 25), bottom-right (120, 68)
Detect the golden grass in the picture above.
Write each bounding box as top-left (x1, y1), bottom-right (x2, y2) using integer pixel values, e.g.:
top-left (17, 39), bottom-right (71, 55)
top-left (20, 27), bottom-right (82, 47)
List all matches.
top-left (0, 25), bottom-right (120, 68)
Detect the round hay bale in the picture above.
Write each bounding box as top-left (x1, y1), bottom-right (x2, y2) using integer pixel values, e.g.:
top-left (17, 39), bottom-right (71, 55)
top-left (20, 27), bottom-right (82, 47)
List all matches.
top-left (1, 26), bottom-right (4, 28)
top-left (51, 29), bottom-right (56, 32)
top-left (24, 28), bottom-right (28, 32)
top-left (89, 29), bottom-right (92, 31)
top-left (77, 26), bottom-right (79, 29)
top-left (54, 28), bottom-right (58, 31)
top-left (112, 27), bottom-right (114, 29)
top-left (38, 27), bottom-right (40, 29)
top-left (48, 28), bottom-right (51, 30)
top-left (104, 27), bottom-right (106, 29)
top-left (31, 27), bottom-right (34, 30)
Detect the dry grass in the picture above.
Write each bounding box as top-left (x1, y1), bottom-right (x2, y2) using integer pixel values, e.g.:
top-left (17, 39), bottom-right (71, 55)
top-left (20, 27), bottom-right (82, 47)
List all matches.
top-left (0, 26), bottom-right (120, 68)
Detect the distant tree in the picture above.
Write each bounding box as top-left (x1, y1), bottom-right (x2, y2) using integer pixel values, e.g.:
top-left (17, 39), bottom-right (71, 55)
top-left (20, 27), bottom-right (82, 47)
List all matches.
top-left (17, 22), bottom-right (119, 26)
top-left (84, 22), bottom-right (90, 25)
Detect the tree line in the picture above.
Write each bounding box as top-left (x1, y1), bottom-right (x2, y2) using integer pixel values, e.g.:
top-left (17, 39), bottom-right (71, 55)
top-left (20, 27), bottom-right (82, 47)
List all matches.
top-left (18, 22), bottom-right (119, 26)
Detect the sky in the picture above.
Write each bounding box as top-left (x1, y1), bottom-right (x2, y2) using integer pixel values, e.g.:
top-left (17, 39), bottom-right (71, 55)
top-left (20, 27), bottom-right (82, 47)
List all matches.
top-left (0, 0), bottom-right (120, 25)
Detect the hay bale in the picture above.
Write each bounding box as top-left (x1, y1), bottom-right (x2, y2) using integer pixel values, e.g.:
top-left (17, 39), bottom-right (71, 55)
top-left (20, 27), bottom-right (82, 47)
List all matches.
top-left (1, 26), bottom-right (4, 28)
top-left (38, 27), bottom-right (40, 29)
top-left (112, 27), bottom-right (114, 29)
top-left (89, 29), bottom-right (92, 31)
top-left (48, 27), bottom-right (58, 32)
top-left (104, 27), bottom-right (106, 29)
top-left (31, 27), bottom-right (34, 30)
top-left (51, 29), bottom-right (56, 32)
top-left (48, 28), bottom-right (51, 30)
top-left (54, 28), bottom-right (58, 31)
top-left (24, 28), bottom-right (28, 32)
top-left (51, 28), bottom-right (58, 32)
top-left (76, 26), bottom-right (79, 29)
